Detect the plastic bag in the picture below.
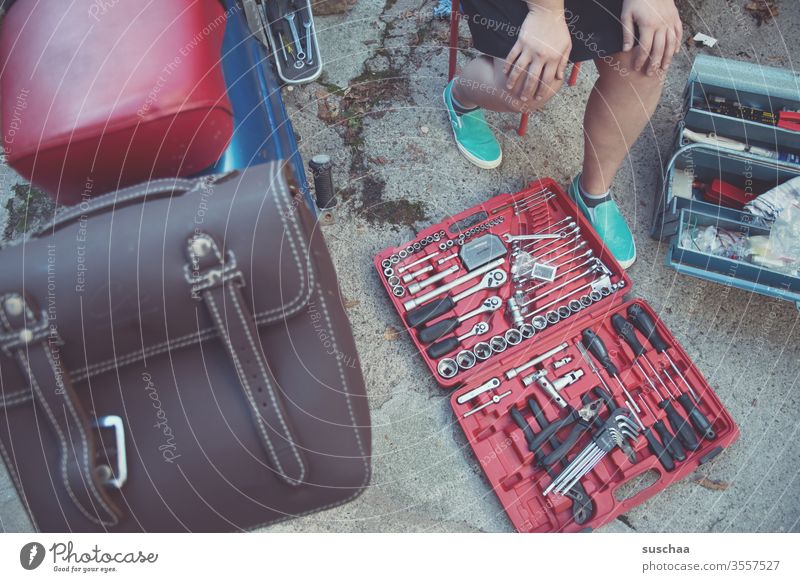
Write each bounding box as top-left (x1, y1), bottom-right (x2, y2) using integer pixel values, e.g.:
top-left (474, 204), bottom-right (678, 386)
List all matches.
top-left (679, 224), bottom-right (750, 260)
top-left (754, 202), bottom-right (800, 276)
top-left (743, 175), bottom-right (800, 224)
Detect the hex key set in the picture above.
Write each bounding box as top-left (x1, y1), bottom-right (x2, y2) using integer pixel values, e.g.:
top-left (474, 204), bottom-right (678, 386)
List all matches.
top-left (374, 179), bottom-right (739, 532)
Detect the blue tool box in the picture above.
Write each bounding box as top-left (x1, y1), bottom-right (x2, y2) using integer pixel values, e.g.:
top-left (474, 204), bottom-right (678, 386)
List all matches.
top-left (652, 55), bottom-right (800, 308)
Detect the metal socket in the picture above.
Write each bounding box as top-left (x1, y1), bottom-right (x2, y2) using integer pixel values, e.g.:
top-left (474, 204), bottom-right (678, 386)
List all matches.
top-left (387, 275), bottom-right (401, 287)
top-left (519, 324), bottom-right (535, 339)
top-left (473, 342), bottom-right (492, 360)
top-left (437, 358), bottom-right (458, 379)
top-left (545, 311), bottom-right (560, 325)
top-left (392, 286), bottom-right (405, 297)
top-left (532, 316), bottom-right (548, 330)
top-left (489, 335), bottom-right (508, 353)
top-left (381, 258), bottom-right (392, 269)
top-left (568, 300), bottom-right (582, 313)
top-left (557, 305), bottom-right (571, 319)
top-left (384, 267), bottom-right (394, 278)
top-left (505, 328), bottom-right (523, 345)
top-left (456, 350), bottom-right (477, 370)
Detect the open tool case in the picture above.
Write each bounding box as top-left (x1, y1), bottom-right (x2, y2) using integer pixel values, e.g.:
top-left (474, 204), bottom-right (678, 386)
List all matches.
top-left (375, 179), bottom-right (739, 532)
top-left (653, 55), bottom-right (800, 308)
top-left (258, 0), bottom-right (321, 84)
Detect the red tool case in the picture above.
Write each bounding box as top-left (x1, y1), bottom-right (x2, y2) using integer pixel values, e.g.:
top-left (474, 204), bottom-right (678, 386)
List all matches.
top-left (374, 179), bottom-right (739, 533)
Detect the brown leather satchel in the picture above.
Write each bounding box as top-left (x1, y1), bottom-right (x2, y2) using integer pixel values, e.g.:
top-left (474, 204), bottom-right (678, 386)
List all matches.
top-left (0, 162), bottom-right (371, 532)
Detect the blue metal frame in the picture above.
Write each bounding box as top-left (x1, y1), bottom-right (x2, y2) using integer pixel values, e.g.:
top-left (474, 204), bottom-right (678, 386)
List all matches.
top-left (198, 0), bottom-right (314, 210)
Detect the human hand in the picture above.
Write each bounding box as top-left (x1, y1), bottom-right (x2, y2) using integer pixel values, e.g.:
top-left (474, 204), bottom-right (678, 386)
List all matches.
top-left (621, 0), bottom-right (683, 75)
top-left (503, 6), bottom-right (571, 103)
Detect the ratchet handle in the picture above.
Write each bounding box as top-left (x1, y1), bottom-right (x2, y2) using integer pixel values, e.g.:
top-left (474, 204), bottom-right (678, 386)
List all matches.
top-left (426, 336), bottom-right (459, 359)
top-left (418, 317), bottom-right (459, 343)
top-left (627, 303), bottom-right (668, 353)
top-left (677, 394), bottom-right (717, 441)
top-left (406, 296), bottom-right (455, 328)
top-left (612, 314), bottom-right (646, 357)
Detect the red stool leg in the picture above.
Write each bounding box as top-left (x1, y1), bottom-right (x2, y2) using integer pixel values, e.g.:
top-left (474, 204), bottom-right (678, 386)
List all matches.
top-left (448, 3), bottom-right (460, 80)
top-left (568, 62), bottom-right (581, 87)
top-left (517, 112), bottom-right (529, 137)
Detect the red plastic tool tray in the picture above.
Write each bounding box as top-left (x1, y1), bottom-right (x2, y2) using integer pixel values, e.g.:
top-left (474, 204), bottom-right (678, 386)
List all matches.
top-left (374, 179), bottom-right (739, 533)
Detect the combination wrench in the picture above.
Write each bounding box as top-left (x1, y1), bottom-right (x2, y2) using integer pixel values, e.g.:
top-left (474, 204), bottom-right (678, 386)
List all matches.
top-left (285, 12), bottom-right (306, 61)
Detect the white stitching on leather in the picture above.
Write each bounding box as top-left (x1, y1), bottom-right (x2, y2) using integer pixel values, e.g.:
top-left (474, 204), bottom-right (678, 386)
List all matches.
top-left (45, 178), bottom-right (197, 228)
top-left (226, 284), bottom-right (305, 483)
top-left (314, 290), bottom-right (368, 471)
top-left (48, 165), bottom-right (315, 385)
top-left (42, 346), bottom-right (118, 526)
top-left (0, 391), bottom-right (32, 406)
top-left (204, 289), bottom-right (291, 482)
top-left (19, 352), bottom-right (115, 527)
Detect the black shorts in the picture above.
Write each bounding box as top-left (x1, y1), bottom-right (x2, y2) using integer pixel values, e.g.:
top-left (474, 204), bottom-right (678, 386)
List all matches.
top-left (461, 0), bottom-right (625, 63)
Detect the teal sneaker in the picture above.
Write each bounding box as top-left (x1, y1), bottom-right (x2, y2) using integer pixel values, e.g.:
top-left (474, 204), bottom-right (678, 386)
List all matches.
top-left (443, 80), bottom-right (502, 169)
top-left (568, 175), bottom-right (636, 269)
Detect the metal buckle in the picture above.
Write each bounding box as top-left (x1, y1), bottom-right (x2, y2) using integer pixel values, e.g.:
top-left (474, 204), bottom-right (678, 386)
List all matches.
top-left (92, 415), bottom-right (127, 489)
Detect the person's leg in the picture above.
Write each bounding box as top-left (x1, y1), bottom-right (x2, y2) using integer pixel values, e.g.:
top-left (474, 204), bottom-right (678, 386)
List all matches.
top-left (451, 56), bottom-right (560, 114)
top-left (581, 49), bottom-right (665, 194)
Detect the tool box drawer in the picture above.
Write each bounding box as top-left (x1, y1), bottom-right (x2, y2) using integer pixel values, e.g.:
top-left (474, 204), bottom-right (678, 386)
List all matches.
top-left (669, 207), bottom-right (800, 303)
top-left (655, 143), bottom-right (800, 306)
top-left (374, 180), bottom-right (738, 532)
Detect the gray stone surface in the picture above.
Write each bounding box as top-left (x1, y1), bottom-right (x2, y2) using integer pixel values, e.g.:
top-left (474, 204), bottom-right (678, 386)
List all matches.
top-left (1, 0), bottom-right (798, 533)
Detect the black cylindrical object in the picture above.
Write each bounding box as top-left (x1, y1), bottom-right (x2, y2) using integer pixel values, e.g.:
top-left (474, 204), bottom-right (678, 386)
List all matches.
top-left (309, 154), bottom-right (336, 209)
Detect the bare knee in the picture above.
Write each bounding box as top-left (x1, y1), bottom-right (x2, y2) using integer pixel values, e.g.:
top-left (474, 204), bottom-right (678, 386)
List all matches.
top-left (597, 50), bottom-right (665, 96)
top-left (491, 58), bottom-right (563, 114)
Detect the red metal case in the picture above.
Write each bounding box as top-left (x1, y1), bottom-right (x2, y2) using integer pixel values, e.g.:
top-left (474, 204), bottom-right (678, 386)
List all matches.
top-left (374, 180), bottom-right (739, 532)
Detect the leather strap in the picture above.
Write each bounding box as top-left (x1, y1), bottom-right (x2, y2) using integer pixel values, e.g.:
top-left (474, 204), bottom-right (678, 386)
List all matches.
top-left (0, 293), bottom-right (121, 527)
top-left (186, 233), bottom-right (306, 486)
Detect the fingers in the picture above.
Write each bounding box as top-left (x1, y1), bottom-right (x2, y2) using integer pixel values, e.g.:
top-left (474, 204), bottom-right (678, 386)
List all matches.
top-left (535, 62), bottom-right (560, 102)
top-left (661, 29), bottom-right (677, 71)
top-left (634, 26), bottom-right (654, 72)
top-left (506, 49), bottom-right (531, 91)
top-left (648, 29), bottom-right (666, 74)
top-left (520, 59), bottom-right (543, 102)
top-left (673, 19), bottom-right (683, 54)
top-left (621, 9), bottom-right (635, 52)
top-left (557, 52), bottom-right (569, 81)
top-left (504, 42), bottom-right (523, 76)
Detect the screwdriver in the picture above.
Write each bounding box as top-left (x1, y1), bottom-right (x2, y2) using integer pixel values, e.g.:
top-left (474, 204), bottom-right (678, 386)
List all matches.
top-left (581, 329), bottom-right (641, 413)
top-left (626, 304), bottom-right (715, 440)
top-left (663, 366), bottom-right (717, 441)
top-left (627, 304), bottom-right (701, 403)
top-left (629, 395), bottom-right (675, 472)
top-left (611, 314), bottom-right (700, 452)
top-left (638, 395), bottom-right (686, 462)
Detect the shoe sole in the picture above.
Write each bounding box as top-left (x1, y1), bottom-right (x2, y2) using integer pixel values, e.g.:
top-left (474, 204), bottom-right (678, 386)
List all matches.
top-left (443, 89), bottom-right (502, 170)
top-left (567, 176), bottom-right (637, 270)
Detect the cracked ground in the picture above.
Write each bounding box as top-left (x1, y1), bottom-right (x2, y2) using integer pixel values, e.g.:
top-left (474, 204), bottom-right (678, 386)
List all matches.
top-left (1, 0), bottom-right (799, 532)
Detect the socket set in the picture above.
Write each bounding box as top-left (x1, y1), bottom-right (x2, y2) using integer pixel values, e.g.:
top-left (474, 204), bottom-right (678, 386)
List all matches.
top-left (374, 179), bottom-right (739, 532)
top-left (375, 179), bottom-right (629, 388)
